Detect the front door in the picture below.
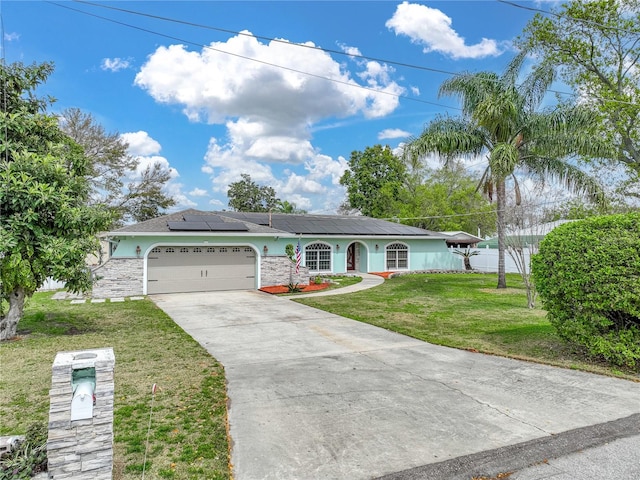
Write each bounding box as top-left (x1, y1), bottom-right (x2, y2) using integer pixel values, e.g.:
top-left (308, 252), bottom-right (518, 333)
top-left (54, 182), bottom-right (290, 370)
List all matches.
top-left (347, 243), bottom-right (356, 271)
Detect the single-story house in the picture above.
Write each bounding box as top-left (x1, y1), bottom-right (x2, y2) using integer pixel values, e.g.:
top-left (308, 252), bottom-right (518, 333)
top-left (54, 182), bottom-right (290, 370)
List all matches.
top-left (91, 209), bottom-right (459, 297)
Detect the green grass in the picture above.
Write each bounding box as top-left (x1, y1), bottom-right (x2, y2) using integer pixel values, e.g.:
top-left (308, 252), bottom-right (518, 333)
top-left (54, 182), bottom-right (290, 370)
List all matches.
top-left (295, 273), bottom-right (639, 380)
top-left (0, 293), bottom-right (230, 480)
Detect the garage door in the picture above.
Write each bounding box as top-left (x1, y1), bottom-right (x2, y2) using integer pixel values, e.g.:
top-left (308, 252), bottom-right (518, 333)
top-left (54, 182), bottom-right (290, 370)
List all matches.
top-left (147, 246), bottom-right (256, 294)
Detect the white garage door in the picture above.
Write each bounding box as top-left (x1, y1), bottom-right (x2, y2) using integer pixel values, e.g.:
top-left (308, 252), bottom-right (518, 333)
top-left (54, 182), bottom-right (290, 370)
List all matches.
top-left (147, 246), bottom-right (256, 294)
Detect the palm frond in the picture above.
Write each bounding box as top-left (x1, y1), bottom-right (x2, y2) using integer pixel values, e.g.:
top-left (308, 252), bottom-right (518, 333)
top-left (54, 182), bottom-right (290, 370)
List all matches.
top-left (439, 72), bottom-right (501, 118)
top-left (523, 155), bottom-right (605, 203)
top-left (403, 116), bottom-right (486, 163)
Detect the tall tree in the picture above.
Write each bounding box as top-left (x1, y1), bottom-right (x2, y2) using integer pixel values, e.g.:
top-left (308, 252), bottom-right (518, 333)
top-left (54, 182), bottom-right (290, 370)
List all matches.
top-left (340, 145), bottom-right (407, 218)
top-left (227, 174), bottom-right (280, 212)
top-left (394, 164), bottom-right (496, 235)
top-left (59, 108), bottom-right (175, 225)
top-left (404, 54), bottom-right (608, 288)
top-left (0, 62), bottom-right (112, 340)
top-left (518, 0), bottom-right (640, 175)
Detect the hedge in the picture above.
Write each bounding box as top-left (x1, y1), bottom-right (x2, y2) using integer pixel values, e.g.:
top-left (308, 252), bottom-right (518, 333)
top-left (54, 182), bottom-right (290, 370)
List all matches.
top-left (531, 213), bottom-right (640, 369)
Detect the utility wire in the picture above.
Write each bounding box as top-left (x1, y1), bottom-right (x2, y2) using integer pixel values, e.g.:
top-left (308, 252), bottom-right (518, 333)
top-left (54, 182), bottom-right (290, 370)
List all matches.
top-left (497, 0), bottom-right (639, 35)
top-left (47, 1), bottom-right (460, 112)
top-left (381, 196), bottom-right (580, 222)
top-left (73, 0), bottom-right (460, 79)
top-left (65, 0), bottom-right (640, 108)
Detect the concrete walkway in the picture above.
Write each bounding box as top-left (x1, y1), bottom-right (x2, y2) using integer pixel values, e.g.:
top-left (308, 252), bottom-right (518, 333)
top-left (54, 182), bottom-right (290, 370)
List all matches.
top-left (152, 281), bottom-right (640, 480)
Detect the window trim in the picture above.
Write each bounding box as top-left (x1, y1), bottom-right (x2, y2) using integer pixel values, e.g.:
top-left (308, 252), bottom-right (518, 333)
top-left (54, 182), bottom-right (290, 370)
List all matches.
top-left (304, 242), bottom-right (333, 273)
top-left (385, 242), bottom-right (409, 270)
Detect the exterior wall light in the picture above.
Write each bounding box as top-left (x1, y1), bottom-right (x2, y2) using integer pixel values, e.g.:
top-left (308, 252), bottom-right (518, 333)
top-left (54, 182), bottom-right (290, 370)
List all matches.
top-left (263, 245), bottom-right (268, 255)
top-left (375, 244), bottom-right (379, 251)
top-left (336, 244), bottom-right (340, 251)
top-left (135, 245), bottom-right (141, 257)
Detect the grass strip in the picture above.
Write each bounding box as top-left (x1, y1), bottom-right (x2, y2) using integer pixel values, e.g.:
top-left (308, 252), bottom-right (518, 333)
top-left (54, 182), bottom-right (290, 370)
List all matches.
top-left (295, 273), bottom-right (638, 380)
top-left (0, 293), bottom-right (230, 480)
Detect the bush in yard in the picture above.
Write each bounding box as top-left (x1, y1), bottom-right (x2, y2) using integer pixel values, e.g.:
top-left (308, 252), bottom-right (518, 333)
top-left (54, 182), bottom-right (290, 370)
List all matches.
top-left (0, 422), bottom-right (47, 479)
top-left (532, 213), bottom-right (640, 369)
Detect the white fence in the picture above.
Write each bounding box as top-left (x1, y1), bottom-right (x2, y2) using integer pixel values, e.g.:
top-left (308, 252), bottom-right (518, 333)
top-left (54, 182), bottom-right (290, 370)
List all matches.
top-left (450, 246), bottom-right (533, 274)
top-left (38, 278), bottom-right (67, 291)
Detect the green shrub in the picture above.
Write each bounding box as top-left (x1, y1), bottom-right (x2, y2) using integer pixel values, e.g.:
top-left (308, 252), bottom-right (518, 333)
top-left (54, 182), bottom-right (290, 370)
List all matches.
top-left (532, 213), bottom-right (640, 369)
top-left (285, 244), bottom-right (294, 261)
top-left (0, 422), bottom-right (47, 479)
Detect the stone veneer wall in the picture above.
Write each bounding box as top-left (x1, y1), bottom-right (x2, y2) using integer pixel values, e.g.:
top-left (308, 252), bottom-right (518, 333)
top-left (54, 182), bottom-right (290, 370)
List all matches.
top-left (91, 258), bottom-right (143, 298)
top-left (48, 348), bottom-right (115, 480)
top-left (261, 255), bottom-right (310, 286)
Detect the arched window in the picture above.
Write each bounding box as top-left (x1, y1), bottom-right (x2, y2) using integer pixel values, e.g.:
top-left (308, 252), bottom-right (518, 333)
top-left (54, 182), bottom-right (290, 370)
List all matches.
top-left (305, 242), bottom-right (332, 272)
top-left (386, 243), bottom-right (408, 270)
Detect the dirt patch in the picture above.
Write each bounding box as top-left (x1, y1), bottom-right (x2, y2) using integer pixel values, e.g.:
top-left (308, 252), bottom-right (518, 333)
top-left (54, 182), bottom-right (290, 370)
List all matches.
top-left (259, 283), bottom-right (331, 294)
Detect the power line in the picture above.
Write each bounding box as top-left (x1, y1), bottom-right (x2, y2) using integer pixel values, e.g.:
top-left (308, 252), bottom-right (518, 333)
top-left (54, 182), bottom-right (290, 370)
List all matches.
top-left (66, 0), bottom-right (640, 109)
top-left (381, 196), bottom-right (578, 222)
top-left (73, 0), bottom-right (462, 80)
top-left (496, 0), bottom-right (639, 35)
top-left (47, 1), bottom-right (460, 112)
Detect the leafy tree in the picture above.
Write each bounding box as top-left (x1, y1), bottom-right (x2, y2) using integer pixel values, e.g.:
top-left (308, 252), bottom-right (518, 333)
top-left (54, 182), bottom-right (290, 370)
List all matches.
top-left (404, 53), bottom-right (608, 288)
top-left (532, 213), bottom-right (640, 369)
top-left (340, 145), bottom-right (407, 218)
top-left (60, 108), bottom-right (175, 225)
top-left (395, 164), bottom-right (496, 235)
top-left (0, 62), bottom-right (112, 340)
top-left (541, 197), bottom-right (637, 223)
top-left (518, 0), bottom-right (640, 175)
top-left (276, 200), bottom-right (307, 214)
top-left (227, 174), bottom-right (280, 212)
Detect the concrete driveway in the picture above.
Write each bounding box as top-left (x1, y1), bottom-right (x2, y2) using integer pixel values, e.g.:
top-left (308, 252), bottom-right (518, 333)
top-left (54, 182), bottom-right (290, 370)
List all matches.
top-left (152, 289), bottom-right (640, 480)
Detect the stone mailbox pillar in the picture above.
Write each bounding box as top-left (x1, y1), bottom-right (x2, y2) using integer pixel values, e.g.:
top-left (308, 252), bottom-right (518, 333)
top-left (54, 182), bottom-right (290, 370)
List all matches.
top-left (47, 348), bottom-right (115, 479)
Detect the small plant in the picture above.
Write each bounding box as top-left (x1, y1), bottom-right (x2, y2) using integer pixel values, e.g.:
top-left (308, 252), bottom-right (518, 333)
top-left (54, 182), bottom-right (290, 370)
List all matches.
top-left (452, 248), bottom-right (479, 271)
top-left (313, 276), bottom-right (323, 285)
top-left (0, 422), bottom-right (48, 479)
top-left (287, 282), bottom-right (302, 293)
top-left (285, 244), bottom-right (295, 261)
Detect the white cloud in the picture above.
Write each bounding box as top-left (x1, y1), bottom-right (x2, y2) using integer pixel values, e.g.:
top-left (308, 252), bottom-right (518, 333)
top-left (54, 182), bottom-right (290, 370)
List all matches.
top-left (167, 182), bottom-right (197, 209)
top-left (135, 32), bottom-right (404, 161)
top-left (378, 128), bottom-right (411, 140)
top-left (134, 155), bottom-right (179, 179)
top-left (135, 31), bottom-right (407, 212)
top-left (339, 43), bottom-right (362, 58)
top-left (4, 32), bottom-right (19, 42)
top-left (189, 188), bottom-right (208, 197)
top-left (101, 57), bottom-right (131, 72)
top-left (386, 2), bottom-right (501, 59)
top-left (121, 131), bottom-right (162, 156)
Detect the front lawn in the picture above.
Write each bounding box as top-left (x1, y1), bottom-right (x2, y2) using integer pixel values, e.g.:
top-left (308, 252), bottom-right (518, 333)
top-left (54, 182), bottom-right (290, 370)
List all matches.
top-left (0, 293), bottom-right (230, 480)
top-left (295, 273), bottom-right (638, 380)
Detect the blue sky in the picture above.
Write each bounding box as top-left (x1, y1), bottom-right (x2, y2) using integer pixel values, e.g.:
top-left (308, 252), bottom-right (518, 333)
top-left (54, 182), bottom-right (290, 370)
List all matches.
top-left (2, 1), bottom-right (549, 214)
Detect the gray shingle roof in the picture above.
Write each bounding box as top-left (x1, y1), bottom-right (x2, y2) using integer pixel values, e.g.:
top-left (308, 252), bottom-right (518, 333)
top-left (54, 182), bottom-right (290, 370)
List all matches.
top-left (111, 209), bottom-right (445, 238)
top-left (112, 209), bottom-right (287, 235)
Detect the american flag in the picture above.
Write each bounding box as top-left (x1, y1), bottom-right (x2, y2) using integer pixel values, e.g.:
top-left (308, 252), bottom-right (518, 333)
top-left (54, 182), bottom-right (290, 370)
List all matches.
top-left (295, 240), bottom-right (301, 274)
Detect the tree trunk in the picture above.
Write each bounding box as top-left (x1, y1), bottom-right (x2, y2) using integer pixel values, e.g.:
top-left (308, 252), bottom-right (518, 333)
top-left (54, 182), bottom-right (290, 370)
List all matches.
top-left (496, 179), bottom-right (507, 289)
top-left (463, 257), bottom-right (472, 271)
top-left (0, 287), bottom-right (26, 341)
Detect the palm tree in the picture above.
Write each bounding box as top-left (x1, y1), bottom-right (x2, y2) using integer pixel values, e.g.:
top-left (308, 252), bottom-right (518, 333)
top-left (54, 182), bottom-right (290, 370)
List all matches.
top-left (404, 53), bottom-right (609, 288)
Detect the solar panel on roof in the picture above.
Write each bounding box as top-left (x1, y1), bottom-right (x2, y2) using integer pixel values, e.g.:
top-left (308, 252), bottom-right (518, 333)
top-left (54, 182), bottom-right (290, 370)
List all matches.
top-left (206, 222), bottom-right (248, 231)
top-left (168, 221), bottom-right (210, 231)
